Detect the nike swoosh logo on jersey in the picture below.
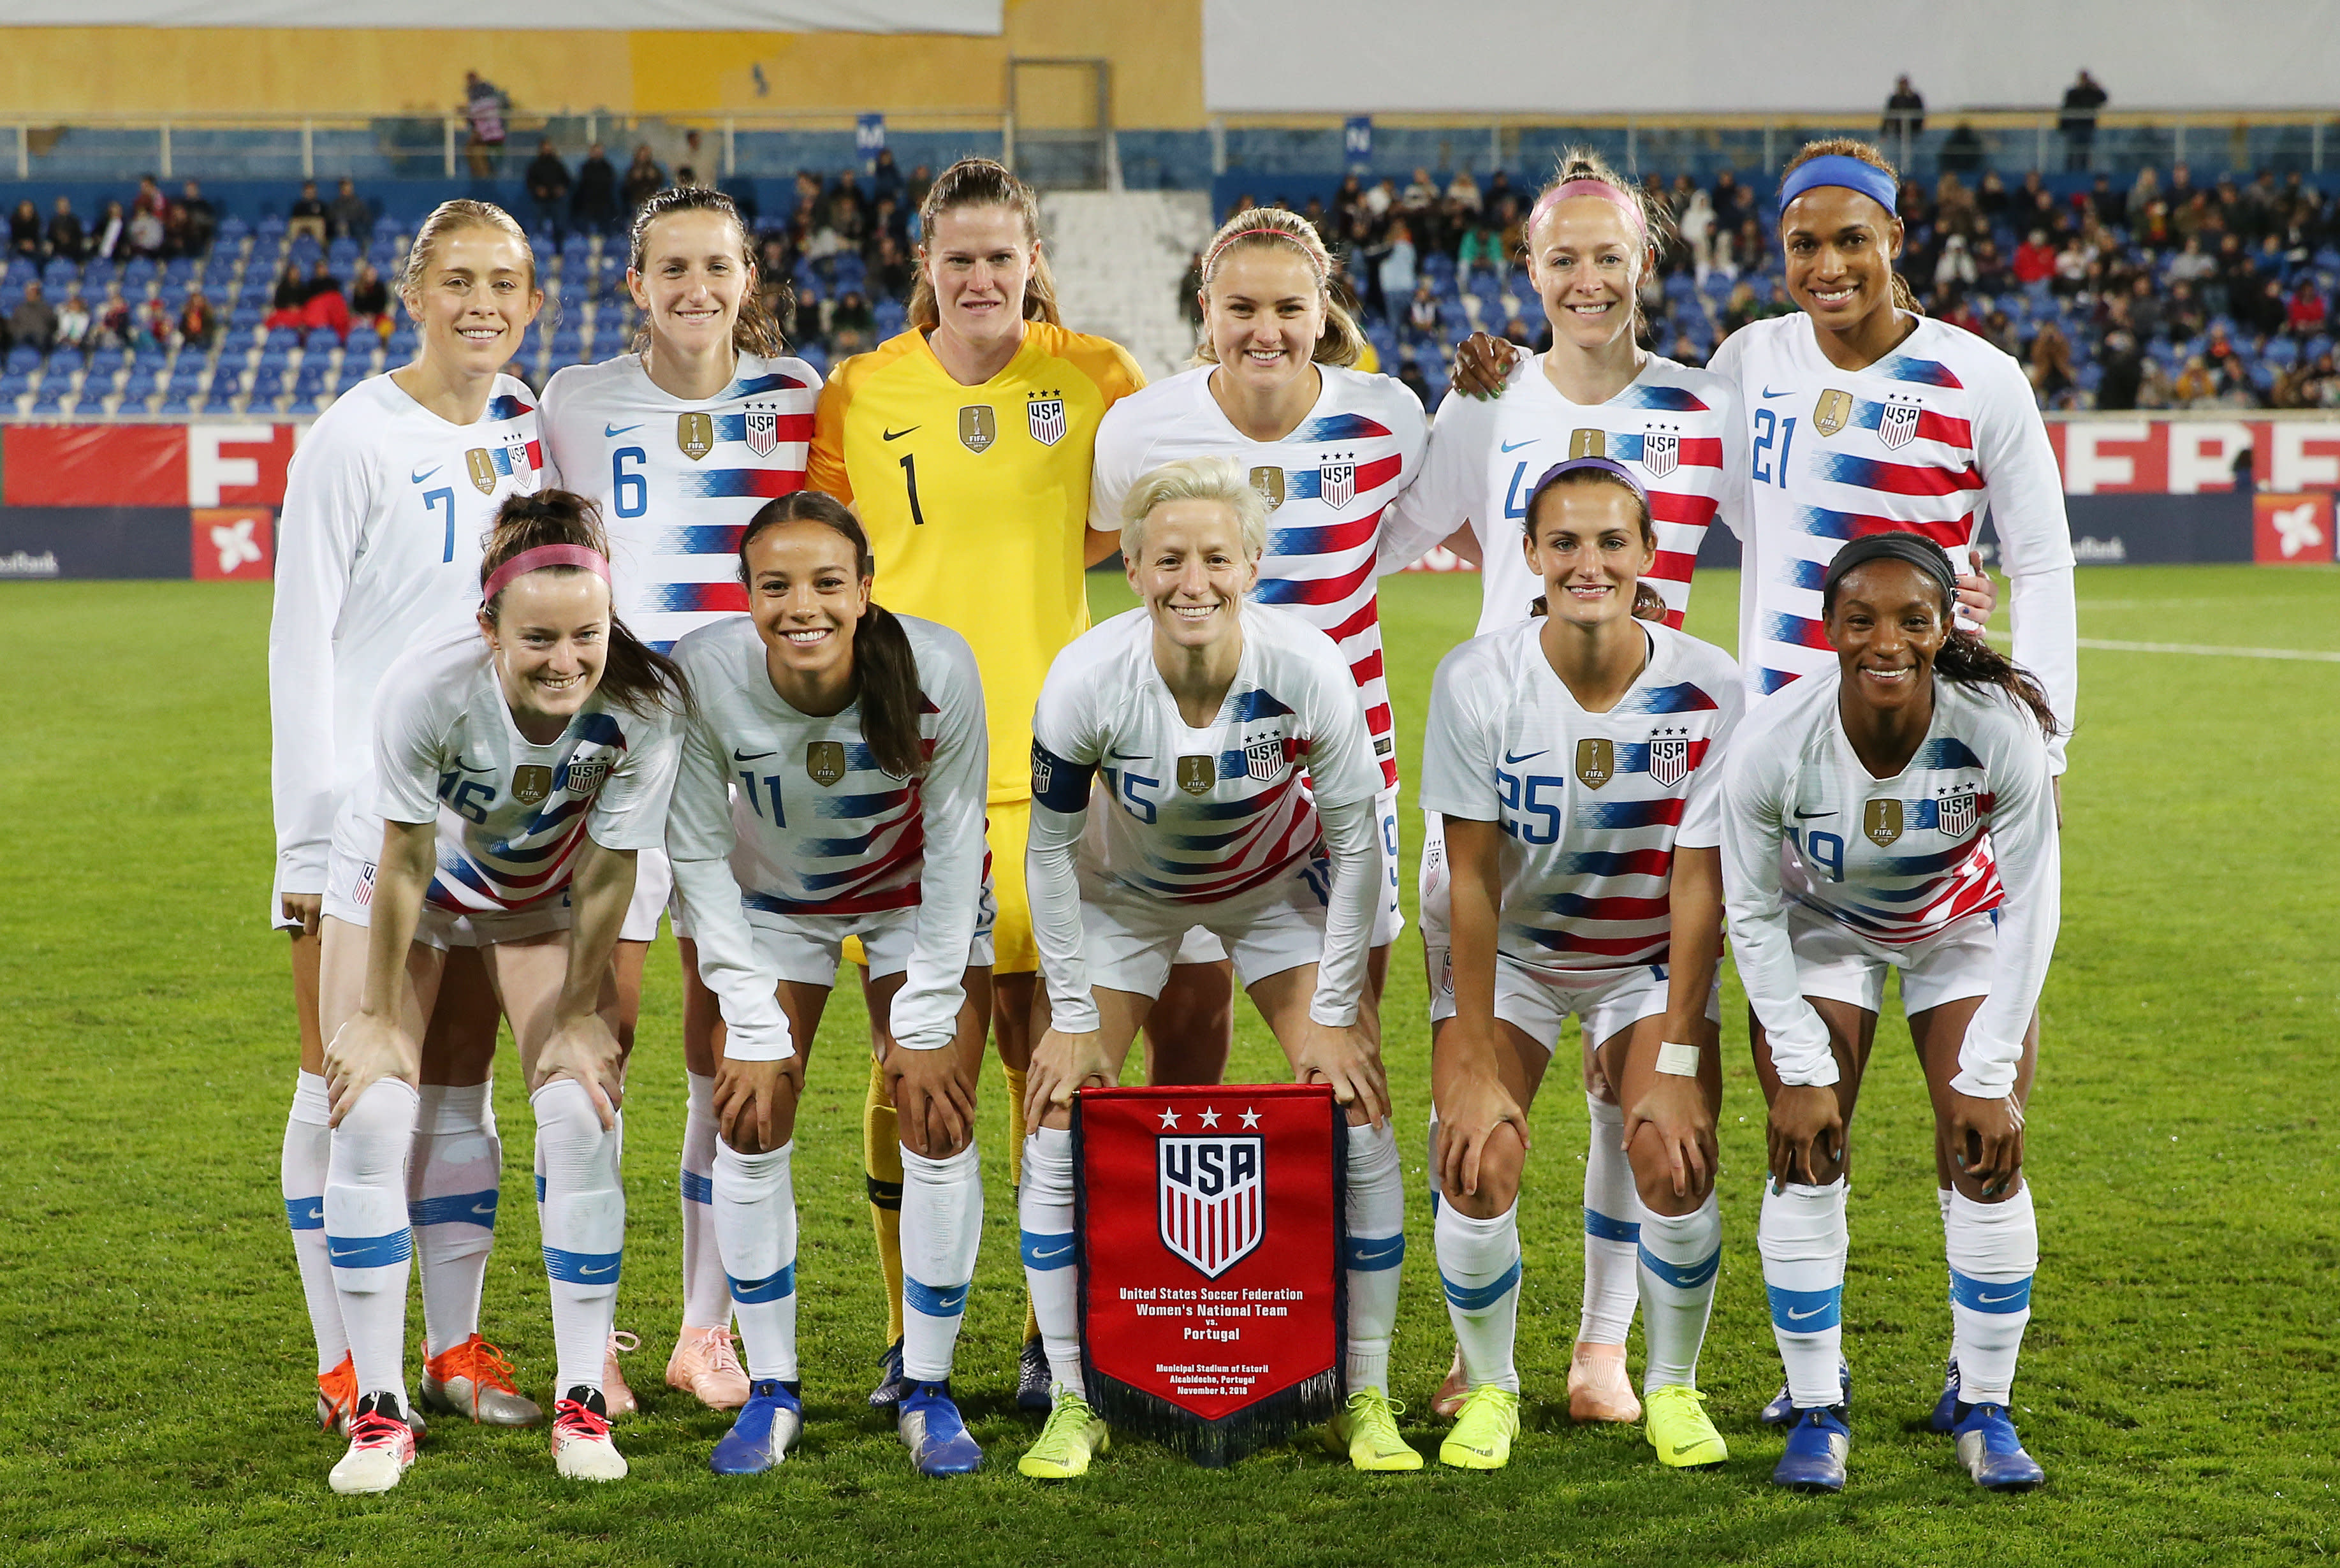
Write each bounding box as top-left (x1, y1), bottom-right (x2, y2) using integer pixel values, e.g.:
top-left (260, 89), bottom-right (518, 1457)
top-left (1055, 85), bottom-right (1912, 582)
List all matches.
top-left (1108, 748), bottom-right (1150, 759)
top-left (734, 748), bottom-right (778, 761)
top-left (883, 425), bottom-right (919, 441)
top-left (1499, 437), bottom-right (1537, 452)
top-left (411, 464), bottom-right (442, 483)
top-left (604, 423), bottom-right (642, 437)
top-left (1792, 808), bottom-right (1834, 819)
top-left (454, 756), bottom-right (495, 773)
top-left (1762, 386), bottom-right (1795, 399)
top-left (1787, 1304), bottom-right (1827, 1321)
top-left (1503, 748), bottom-right (1547, 765)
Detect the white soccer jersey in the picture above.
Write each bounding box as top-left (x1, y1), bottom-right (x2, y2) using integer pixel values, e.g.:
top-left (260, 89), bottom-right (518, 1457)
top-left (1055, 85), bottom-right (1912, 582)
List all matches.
top-left (539, 351), bottom-right (823, 652)
top-left (1382, 353), bottom-right (1744, 639)
top-left (270, 372), bottom-right (545, 905)
top-left (1720, 668), bottom-right (2059, 1098)
top-left (664, 613), bottom-right (990, 1060)
top-left (1030, 604), bottom-right (1382, 905)
top-left (1090, 365), bottom-right (1427, 789)
top-left (1417, 620), bottom-right (1743, 978)
top-left (1706, 313), bottom-right (2077, 769)
top-left (362, 627), bottom-right (682, 916)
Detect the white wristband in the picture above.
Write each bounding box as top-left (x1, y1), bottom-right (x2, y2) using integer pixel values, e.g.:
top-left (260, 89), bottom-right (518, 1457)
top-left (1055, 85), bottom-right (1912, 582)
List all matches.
top-left (1655, 1039), bottom-right (1701, 1078)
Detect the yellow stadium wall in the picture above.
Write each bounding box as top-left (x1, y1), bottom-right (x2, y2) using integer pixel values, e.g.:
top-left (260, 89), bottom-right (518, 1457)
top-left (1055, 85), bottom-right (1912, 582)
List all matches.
top-left (0, 0), bottom-right (1203, 128)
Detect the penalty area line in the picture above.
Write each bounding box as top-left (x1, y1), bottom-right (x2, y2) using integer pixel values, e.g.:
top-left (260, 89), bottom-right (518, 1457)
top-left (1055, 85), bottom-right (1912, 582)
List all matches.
top-left (2078, 637), bottom-right (2340, 663)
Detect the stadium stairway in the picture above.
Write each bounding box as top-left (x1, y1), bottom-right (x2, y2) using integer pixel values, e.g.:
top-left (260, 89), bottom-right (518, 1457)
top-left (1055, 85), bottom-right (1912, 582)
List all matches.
top-left (1039, 191), bottom-right (1214, 382)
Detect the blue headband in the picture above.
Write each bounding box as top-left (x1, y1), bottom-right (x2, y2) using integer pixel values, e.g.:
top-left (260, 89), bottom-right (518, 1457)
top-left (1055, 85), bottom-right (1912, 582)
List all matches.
top-left (1525, 456), bottom-right (1649, 529)
top-left (1778, 154), bottom-right (1899, 219)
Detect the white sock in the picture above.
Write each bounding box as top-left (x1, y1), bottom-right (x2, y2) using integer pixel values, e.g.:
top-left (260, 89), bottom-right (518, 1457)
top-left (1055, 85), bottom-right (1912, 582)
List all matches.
top-left (1343, 1122), bottom-right (1405, 1395)
top-left (1637, 1193), bottom-right (1722, 1391)
top-left (1018, 1128), bottom-right (1082, 1399)
top-left (534, 1079), bottom-right (624, 1396)
top-left (407, 1081), bottom-right (499, 1359)
top-left (1580, 1092), bottom-right (1641, 1344)
top-left (1946, 1185), bottom-right (2037, 1407)
top-left (1760, 1178), bottom-right (1848, 1409)
top-left (1425, 1110), bottom-right (1442, 1218)
top-left (712, 1139), bottom-right (797, 1382)
top-left (326, 1078), bottom-right (419, 1405)
top-left (680, 1073), bottom-right (732, 1331)
top-left (1436, 1200), bottom-right (1521, 1393)
top-left (900, 1142), bottom-right (984, 1384)
top-left (282, 1072), bottom-right (347, 1377)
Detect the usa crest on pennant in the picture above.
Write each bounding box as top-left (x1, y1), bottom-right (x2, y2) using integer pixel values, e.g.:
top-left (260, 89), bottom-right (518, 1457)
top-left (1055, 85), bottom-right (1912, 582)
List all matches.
top-left (1647, 735), bottom-right (1689, 788)
top-left (745, 407), bottom-right (779, 457)
top-left (1157, 1134), bottom-right (1265, 1279)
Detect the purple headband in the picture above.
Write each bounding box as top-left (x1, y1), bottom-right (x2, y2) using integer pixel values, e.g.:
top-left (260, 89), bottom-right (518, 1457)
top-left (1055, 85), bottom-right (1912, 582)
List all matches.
top-left (1524, 455), bottom-right (1650, 528)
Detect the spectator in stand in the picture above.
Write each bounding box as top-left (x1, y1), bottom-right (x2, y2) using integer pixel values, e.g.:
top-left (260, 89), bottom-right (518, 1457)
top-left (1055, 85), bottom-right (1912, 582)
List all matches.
top-left (2013, 229), bottom-right (2057, 287)
top-left (328, 177), bottom-right (372, 241)
top-left (2165, 279), bottom-right (2205, 343)
top-left (2051, 236), bottom-right (2091, 298)
top-left (1882, 74), bottom-right (1926, 138)
top-left (179, 285), bottom-right (218, 350)
top-left (2029, 319), bottom-right (2075, 404)
top-left (1940, 121), bottom-right (1984, 175)
top-left (1727, 215), bottom-right (1767, 275)
top-left (1709, 169), bottom-right (1748, 234)
top-left (2212, 343), bottom-right (2256, 406)
top-left (287, 180), bottom-right (328, 245)
top-left (2135, 357), bottom-right (2172, 407)
top-left (622, 145), bottom-right (667, 219)
top-left (1395, 352), bottom-right (1432, 408)
top-left (2168, 235), bottom-right (2214, 285)
top-left (2248, 276), bottom-right (2290, 339)
top-left (1973, 237), bottom-right (2012, 297)
top-left (1406, 275), bottom-right (1442, 341)
top-left (301, 258), bottom-right (352, 341)
top-left (91, 281), bottom-right (129, 348)
top-left (463, 71), bottom-right (509, 177)
top-left (175, 180), bottom-right (217, 258)
top-left (10, 201), bottom-right (40, 259)
top-left (1980, 306), bottom-right (2022, 360)
top-left (2060, 70), bottom-right (2107, 171)
top-left (2089, 173), bottom-right (2128, 231)
top-left (573, 142), bottom-right (618, 235)
top-left (134, 291), bottom-right (175, 350)
top-left (1377, 219), bottom-right (1418, 328)
top-left (46, 198), bottom-right (86, 264)
top-left (1176, 250), bottom-right (1204, 328)
top-left (1363, 177), bottom-right (1396, 223)
top-left (11, 281), bottom-right (57, 353)
top-left (2288, 279), bottom-right (2329, 339)
top-left (2209, 233), bottom-right (2254, 318)
top-left (522, 141), bottom-right (571, 240)
top-left (1676, 187), bottom-right (1716, 281)
top-left (2172, 353), bottom-right (2216, 406)
top-left (347, 261), bottom-right (391, 339)
top-left (2096, 323), bottom-right (2143, 410)
top-left (264, 263), bottom-right (307, 328)
top-left (54, 286), bottom-right (91, 349)
top-left (1933, 232), bottom-right (1977, 302)
top-left (2126, 273), bottom-right (2165, 342)
top-left (1446, 168), bottom-right (1482, 223)
top-left (2278, 349), bottom-right (2340, 408)
top-left (127, 200), bottom-right (166, 260)
top-left (1456, 214), bottom-right (1503, 288)
top-left (870, 146), bottom-right (904, 208)
top-left (829, 286), bottom-right (875, 353)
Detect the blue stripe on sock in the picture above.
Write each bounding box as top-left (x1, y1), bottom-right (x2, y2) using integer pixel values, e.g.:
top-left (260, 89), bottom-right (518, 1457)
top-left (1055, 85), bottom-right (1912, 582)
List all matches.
top-left (407, 1189), bottom-right (499, 1227)
top-left (1639, 1242), bottom-right (1722, 1292)
top-left (1345, 1234), bottom-right (1407, 1271)
top-left (534, 1174), bottom-right (547, 1203)
top-left (1949, 1269), bottom-right (2033, 1314)
top-left (1020, 1229), bottom-right (1077, 1270)
top-left (325, 1229), bottom-right (412, 1269)
top-left (1441, 1258), bottom-right (1522, 1313)
top-left (903, 1276), bottom-right (970, 1318)
top-left (681, 1169), bottom-right (714, 1205)
top-left (1766, 1283), bottom-right (1841, 1331)
top-left (285, 1197), bottom-right (325, 1231)
top-left (1584, 1206), bottom-right (1641, 1243)
top-left (542, 1246), bottom-right (623, 1285)
top-left (728, 1263), bottom-right (796, 1304)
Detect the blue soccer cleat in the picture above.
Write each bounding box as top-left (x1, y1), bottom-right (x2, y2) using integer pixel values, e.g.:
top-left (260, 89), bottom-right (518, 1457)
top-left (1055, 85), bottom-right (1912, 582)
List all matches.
top-left (867, 1337), bottom-right (914, 1412)
top-left (1760, 1361), bottom-right (1851, 1426)
top-left (1953, 1403), bottom-right (2045, 1490)
top-left (1771, 1405), bottom-right (1850, 1492)
top-left (1927, 1355), bottom-right (1963, 1433)
top-left (709, 1380), bottom-right (803, 1475)
top-left (898, 1381), bottom-right (983, 1476)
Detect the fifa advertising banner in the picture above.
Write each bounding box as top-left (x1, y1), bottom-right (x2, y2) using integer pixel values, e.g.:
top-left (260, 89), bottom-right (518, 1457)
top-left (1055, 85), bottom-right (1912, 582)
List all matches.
top-left (1075, 1083), bottom-right (1345, 1467)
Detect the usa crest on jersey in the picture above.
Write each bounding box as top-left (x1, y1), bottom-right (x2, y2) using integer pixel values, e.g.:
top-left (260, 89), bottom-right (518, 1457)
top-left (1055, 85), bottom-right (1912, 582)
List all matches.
top-left (560, 759), bottom-right (610, 796)
top-left (1245, 735), bottom-right (1285, 782)
top-left (1936, 789), bottom-right (1978, 837)
top-left (1878, 395), bottom-right (1922, 450)
top-left (1028, 394), bottom-right (1067, 447)
top-left (1158, 1134), bottom-right (1264, 1279)
top-left (1648, 735), bottom-right (1689, 788)
top-left (745, 406), bottom-right (779, 457)
top-left (1641, 428), bottom-right (1679, 479)
top-left (1318, 459), bottom-right (1355, 510)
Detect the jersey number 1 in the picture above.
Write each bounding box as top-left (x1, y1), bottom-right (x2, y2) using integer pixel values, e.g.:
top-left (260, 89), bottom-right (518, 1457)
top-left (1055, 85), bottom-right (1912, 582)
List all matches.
top-left (898, 453), bottom-right (927, 527)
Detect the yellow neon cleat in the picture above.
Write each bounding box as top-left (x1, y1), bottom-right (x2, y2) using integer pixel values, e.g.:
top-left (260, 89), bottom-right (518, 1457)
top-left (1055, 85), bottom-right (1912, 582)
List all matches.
top-left (1644, 1384), bottom-right (1729, 1469)
top-left (1018, 1389), bottom-right (1109, 1480)
top-left (1322, 1387), bottom-right (1424, 1472)
top-left (1438, 1384), bottom-right (1520, 1470)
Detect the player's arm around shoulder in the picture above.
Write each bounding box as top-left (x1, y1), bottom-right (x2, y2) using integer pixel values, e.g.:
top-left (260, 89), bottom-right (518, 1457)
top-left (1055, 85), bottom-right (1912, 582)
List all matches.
top-left (807, 349), bottom-right (879, 502)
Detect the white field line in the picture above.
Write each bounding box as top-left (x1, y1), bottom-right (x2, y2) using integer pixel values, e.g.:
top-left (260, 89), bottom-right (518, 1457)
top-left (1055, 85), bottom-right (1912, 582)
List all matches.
top-left (2077, 637), bottom-right (2340, 663)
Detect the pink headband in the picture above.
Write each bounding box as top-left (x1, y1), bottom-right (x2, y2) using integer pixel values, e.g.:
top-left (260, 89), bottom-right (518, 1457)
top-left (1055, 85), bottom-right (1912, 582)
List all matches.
top-left (1203, 224), bottom-right (1327, 285)
top-left (1528, 179), bottom-right (1649, 244)
top-left (481, 543), bottom-right (610, 606)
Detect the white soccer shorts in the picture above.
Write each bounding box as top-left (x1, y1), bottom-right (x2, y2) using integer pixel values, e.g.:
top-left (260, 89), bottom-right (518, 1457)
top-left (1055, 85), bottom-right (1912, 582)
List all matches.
top-left (1080, 854), bottom-right (1347, 1001)
top-left (1788, 905), bottom-right (2000, 1018)
top-left (1172, 784), bottom-right (1403, 965)
top-left (746, 884), bottom-right (998, 988)
top-left (323, 816), bottom-right (566, 951)
top-left (619, 845), bottom-right (675, 945)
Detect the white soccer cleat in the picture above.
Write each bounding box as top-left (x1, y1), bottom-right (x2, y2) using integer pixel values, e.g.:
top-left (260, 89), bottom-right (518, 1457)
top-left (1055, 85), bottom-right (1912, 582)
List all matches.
top-left (550, 1388), bottom-right (629, 1481)
top-left (328, 1392), bottom-right (418, 1495)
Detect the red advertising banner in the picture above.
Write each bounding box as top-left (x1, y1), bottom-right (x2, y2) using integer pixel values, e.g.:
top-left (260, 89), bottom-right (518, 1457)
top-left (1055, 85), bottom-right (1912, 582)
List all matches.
top-left (1, 423), bottom-right (302, 508)
top-left (191, 508), bottom-right (276, 581)
top-left (2252, 492), bottom-right (2336, 564)
top-left (2044, 417), bottom-right (2340, 494)
top-left (1075, 1082), bottom-right (1343, 1467)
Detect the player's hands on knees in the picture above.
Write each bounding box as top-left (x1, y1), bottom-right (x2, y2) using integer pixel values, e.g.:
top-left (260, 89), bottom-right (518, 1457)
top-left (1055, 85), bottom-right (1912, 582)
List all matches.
top-left (1026, 1026), bottom-right (1109, 1125)
top-left (1294, 1021), bottom-right (1391, 1127)
top-left (1449, 332), bottom-right (1521, 399)
top-left (713, 1055), bottom-right (797, 1153)
top-left (322, 1015), bottom-right (418, 1125)
top-left (889, 1043), bottom-right (977, 1157)
top-left (282, 893), bottom-right (323, 939)
top-left (1623, 1073), bottom-right (1718, 1201)
top-left (1767, 1083), bottom-right (1845, 1192)
top-left (1949, 1090), bottom-right (2025, 1198)
top-left (1436, 1065), bottom-right (1531, 1201)
top-left (536, 1011), bottom-right (625, 1130)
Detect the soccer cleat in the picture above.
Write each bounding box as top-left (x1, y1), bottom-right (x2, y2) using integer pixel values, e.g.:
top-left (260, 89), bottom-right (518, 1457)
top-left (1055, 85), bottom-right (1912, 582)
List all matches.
top-left (1927, 1355), bottom-right (1963, 1433)
top-left (1771, 1405), bottom-right (1850, 1491)
top-left (420, 1335), bottom-right (543, 1426)
top-left (1953, 1403), bottom-right (2045, 1491)
top-left (316, 1354), bottom-right (358, 1435)
top-left (328, 1391), bottom-right (418, 1495)
top-left (1431, 1345), bottom-right (1468, 1418)
top-left (665, 1324), bottom-right (750, 1412)
top-left (898, 1381), bottom-right (984, 1476)
top-left (709, 1379), bottom-right (803, 1475)
top-left (867, 1336), bottom-right (914, 1412)
top-left (1760, 1359), bottom-right (1852, 1426)
top-left (601, 1330), bottom-right (641, 1418)
top-left (1438, 1384), bottom-right (1520, 1470)
top-left (1322, 1387), bottom-right (1424, 1472)
top-left (1643, 1384), bottom-right (1729, 1470)
top-left (1566, 1341), bottom-right (1642, 1424)
top-left (1015, 1336), bottom-right (1053, 1413)
top-left (1018, 1389), bottom-right (1109, 1480)
top-left (550, 1387), bottom-right (629, 1481)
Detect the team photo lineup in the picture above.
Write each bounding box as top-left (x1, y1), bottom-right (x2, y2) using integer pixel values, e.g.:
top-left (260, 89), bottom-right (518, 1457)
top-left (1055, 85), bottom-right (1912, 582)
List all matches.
top-left (263, 137), bottom-right (2072, 1495)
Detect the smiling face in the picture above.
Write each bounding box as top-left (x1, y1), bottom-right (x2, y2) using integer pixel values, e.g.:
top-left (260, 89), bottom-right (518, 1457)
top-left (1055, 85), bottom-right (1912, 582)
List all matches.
top-left (1204, 245), bottom-right (1324, 397)
top-left (921, 203), bottom-right (1035, 360)
top-left (1781, 184), bottom-right (1905, 332)
top-left (1128, 499), bottom-right (1259, 655)
top-left (631, 207), bottom-right (751, 359)
top-left (745, 519), bottom-right (870, 689)
top-left (1825, 559), bottom-right (1947, 714)
top-left (404, 226), bottom-right (542, 379)
top-left (481, 571), bottom-right (610, 729)
top-left (1526, 197), bottom-right (1646, 353)
top-left (1522, 481), bottom-right (1653, 629)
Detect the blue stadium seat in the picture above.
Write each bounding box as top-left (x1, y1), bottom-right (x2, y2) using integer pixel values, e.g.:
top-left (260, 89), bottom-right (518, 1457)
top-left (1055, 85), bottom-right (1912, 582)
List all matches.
top-left (304, 327), bottom-right (340, 354)
top-left (6, 345), bottom-right (42, 375)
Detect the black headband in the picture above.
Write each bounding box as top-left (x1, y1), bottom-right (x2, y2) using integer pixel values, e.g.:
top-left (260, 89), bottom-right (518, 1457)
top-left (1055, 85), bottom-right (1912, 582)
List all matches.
top-left (1822, 532), bottom-right (1959, 610)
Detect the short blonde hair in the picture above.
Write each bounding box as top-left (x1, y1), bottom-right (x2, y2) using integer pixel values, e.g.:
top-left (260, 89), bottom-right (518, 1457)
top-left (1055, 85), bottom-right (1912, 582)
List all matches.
top-left (1120, 455), bottom-right (1269, 562)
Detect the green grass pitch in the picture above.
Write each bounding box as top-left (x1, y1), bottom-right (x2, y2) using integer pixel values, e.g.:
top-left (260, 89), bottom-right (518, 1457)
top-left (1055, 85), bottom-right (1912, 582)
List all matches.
top-left (1, 565), bottom-right (2334, 1566)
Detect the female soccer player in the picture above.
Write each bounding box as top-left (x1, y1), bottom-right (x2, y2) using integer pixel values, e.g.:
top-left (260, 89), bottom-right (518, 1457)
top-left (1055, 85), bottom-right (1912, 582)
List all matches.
top-left (664, 492), bottom-right (995, 1478)
top-left (1016, 456), bottom-right (1410, 1479)
top-left (315, 492), bottom-right (685, 1492)
top-left (1422, 458), bottom-right (1743, 1473)
top-left (270, 199), bottom-right (546, 1439)
top-left (539, 185), bottom-right (823, 1415)
top-left (809, 157), bottom-right (1150, 1410)
top-left (1378, 150), bottom-right (1744, 1426)
top-left (1722, 532), bottom-right (2059, 1493)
